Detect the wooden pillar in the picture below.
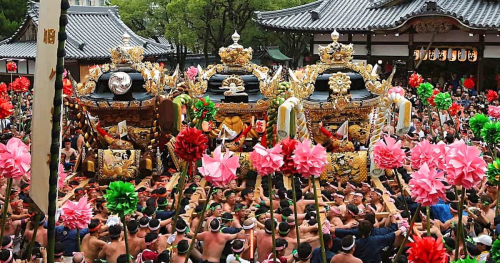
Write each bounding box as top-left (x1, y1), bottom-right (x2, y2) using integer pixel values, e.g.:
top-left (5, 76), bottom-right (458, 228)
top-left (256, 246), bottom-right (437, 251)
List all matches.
top-left (477, 34), bottom-right (485, 92)
top-left (348, 32), bottom-right (353, 43)
top-left (408, 33), bottom-right (414, 72)
top-left (367, 33), bottom-right (372, 64)
top-left (310, 34), bottom-right (314, 58)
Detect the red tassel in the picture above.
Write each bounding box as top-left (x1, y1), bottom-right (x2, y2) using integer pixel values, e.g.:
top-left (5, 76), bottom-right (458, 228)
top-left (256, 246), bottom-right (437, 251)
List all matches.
top-left (320, 125), bottom-right (334, 138)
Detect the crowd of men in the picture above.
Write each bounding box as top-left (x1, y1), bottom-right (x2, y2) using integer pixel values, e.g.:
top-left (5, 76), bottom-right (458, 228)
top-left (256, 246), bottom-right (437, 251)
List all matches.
top-left (0, 72), bottom-right (499, 263)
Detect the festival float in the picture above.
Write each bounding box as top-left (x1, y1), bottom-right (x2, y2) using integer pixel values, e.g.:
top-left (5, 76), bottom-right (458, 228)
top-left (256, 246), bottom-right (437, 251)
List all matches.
top-left (64, 33), bottom-right (179, 181)
top-left (64, 29), bottom-right (413, 186)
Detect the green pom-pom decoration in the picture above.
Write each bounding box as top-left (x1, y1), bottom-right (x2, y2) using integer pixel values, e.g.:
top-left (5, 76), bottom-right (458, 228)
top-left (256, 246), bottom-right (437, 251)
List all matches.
top-left (487, 159), bottom-right (500, 186)
top-left (469, 114), bottom-right (490, 137)
top-left (492, 238), bottom-right (500, 263)
top-left (417, 83), bottom-right (434, 104)
top-left (480, 121), bottom-right (500, 145)
top-left (104, 181), bottom-right (138, 216)
top-left (434, 92), bottom-right (452, 110)
top-left (451, 256), bottom-right (478, 263)
top-left (194, 96), bottom-right (218, 123)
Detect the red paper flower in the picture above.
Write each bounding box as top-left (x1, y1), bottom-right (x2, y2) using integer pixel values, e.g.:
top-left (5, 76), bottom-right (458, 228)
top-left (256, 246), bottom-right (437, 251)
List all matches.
top-left (280, 138), bottom-right (298, 175)
top-left (410, 140), bottom-right (441, 170)
top-left (428, 95), bottom-right (436, 106)
top-left (487, 90), bottom-right (498, 103)
top-left (11, 77), bottom-right (30, 93)
top-left (174, 127), bottom-right (208, 162)
top-left (292, 139), bottom-right (327, 178)
top-left (63, 79), bottom-right (73, 96)
top-left (448, 102), bottom-right (460, 117)
top-left (407, 235), bottom-right (448, 263)
top-left (250, 144), bottom-right (284, 176)
top-left (409, 73), bottom-right (423, 88)
top-left (0, 83), bottom-right (7, 94)
top-left (61, 197), bottom-right (93, 230)
top-left (6, 61), bottom-right (17, 72)
top-left (0, 98), bottom-right (13, 119)
top-left (463, 78), bottom-right (475, 89)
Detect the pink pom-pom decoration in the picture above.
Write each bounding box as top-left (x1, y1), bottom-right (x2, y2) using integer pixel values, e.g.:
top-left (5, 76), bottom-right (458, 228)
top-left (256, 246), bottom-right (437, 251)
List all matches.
top-left (198, 145), bottom-right (240, 187)
top-left (58, 163), bottom-right (68, 189)
top-left (388, 87), bottom-right (405, 96)
top-left (186, 66), bottom-right (198, 81)
top-left (61, 197), bottom-right (93, 230)
top-left (373, 136), bottom-right (405, 170)
top-left (410, 140), bottom-right (441, 170)
top-left (409, 163), bottom-right (446, 206)
top-left (292, 139), bottom-right (327, 178)
top-left (445, 141), bottom-right (487, 189)
top-left (0, 138), bottom-right (31, 180)
top-left (488, 105), bottom-right (500, 119)
top-left (250, 144), bottom-right (284, 176)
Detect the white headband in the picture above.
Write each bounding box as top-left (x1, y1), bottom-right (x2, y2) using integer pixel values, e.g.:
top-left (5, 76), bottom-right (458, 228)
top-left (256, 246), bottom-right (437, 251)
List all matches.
top-left (353, 193), bottom-right (363, 197)
top-left (148, 224), bottom-right (160, 231)
top-left (335, 194), bottom-right (345, 199)
top-left (243, 222), bottom-right (254, 230)
top-left (176, 226), bottom-right (187, 233)
top-left (342, 236), bottom-right (356, 251)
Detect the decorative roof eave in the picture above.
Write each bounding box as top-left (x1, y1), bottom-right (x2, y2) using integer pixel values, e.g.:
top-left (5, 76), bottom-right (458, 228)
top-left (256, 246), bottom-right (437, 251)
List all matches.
top-left (369, 0), bottom-right (411, 9)
top-left (254, 0), bottom-right (323, 20)
top-left (372, 14), bottom-right (496, 34)
top-left (253, 18), bottom-right (372, 34)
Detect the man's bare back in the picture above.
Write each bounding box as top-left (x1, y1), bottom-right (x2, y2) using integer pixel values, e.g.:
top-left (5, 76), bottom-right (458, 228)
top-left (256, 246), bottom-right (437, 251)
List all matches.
top-left (198, 231), bottom-right (236, 262)
top-left (330, 253), bottom-right (362, 263)
top-left (127, 235), bottom-right (145, 258)
top-left (82, 234), bottom-right (106, 262)
top-left (98, 240), bottom-right (126, 263)
top-left (255, 231), bottom-right (273, 263)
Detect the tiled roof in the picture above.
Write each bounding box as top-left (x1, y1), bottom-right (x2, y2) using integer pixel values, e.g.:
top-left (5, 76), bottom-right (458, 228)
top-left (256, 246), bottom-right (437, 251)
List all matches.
top-left (254, 0), bottom-right (500, 32)
top-left (0, 1), bottom-right (172, 60)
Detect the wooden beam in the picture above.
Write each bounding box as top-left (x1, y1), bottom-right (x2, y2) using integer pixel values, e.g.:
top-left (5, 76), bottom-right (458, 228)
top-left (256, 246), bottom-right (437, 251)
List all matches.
top-left (283, 176), bottom-right (292, 190)
top-left (135, 178), bottom-right (151, 190)
top-left (372, 177), bottom-right (397, 214)
top-left (166, 173), bottom-right (180, 191)
top-left (57, 179), bottom-right (90, 208)
top-left (185, 178), bottom-right (207, 223)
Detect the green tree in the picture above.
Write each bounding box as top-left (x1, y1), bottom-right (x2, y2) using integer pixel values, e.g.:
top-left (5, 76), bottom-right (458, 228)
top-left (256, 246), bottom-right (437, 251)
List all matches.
top-left (0, 0), bottom-right (29, 40)
top-left (109, 0), bottom-right (157, 38)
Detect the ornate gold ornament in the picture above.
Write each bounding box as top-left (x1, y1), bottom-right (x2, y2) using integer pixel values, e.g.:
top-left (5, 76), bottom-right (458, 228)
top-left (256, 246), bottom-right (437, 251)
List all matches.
top-left (220, 75), bottom-right (246, 96)
top-left (185, 32), bottom-right (281, 99)
top-left (318, 30), bottom-right (354, 64)
top-left (328, 72), bottom-right (351, 94)
top-left (219, 31), bottom-right (253, 66)
top-left (110, 33), bottom-right (144, 65)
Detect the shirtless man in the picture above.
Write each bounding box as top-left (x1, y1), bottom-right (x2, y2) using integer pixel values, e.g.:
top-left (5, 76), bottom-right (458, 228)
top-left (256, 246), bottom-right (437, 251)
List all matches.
top-left (361, 182), bottom-right (372, 202)
top-left (126, 220), bottom-right (144, 258)
top-left (295, 191), bottom-right (327, 214)
top-left (197, 218), bottom-right (238, 263)
top-left (240, 189), bottom-right (254, 208)
top-left (333, 191), bottom-right (347, 217)
top-left (167, 220), bottom-right (189, 249)
top-left (138, 217), bottom-right (150, 238)
top-left (352, 192), bottom-right (365, 213)
top-left (1, 213), bottom-right (21, 236)
top-left (370, 189), bottom-right (384, 212)
top-left (278, 222), bottom-right (319, 255)
top-left (24, 215), bottom-right (48, 248)
top-left (330, 235), bottom-right (362, 263)
top-left (255, 219), bottom-right (276, 262)
top-left (240, 219), bottom-right (257, 261)
top-left (148, 219), bottom-right (168, 252)
top-left (223, 191), bottom-right (236, 212)
top-left (434, 202), bottom-right (468, 232)
top-left (232, 204), bottom-right (246, 228)
top-left (81, 219), bottom-right (107, 262)
top-left (98, 225), bottom-right (127, 263)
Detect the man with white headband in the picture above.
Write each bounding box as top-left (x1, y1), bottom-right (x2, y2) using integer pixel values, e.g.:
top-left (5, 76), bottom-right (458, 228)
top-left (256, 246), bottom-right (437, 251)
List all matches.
top-left (226, 239), bottom-right (249, 263)
top-left (344, 182), bottom-right (357, 203)
top-left (352, 191), bottom-right (365, 212)
top-left (81, 219), bottom-right (106, 263)
top-left (240, 219), bottom-right (256, 261)
top-left (361, 182), bottom-right (372, 201)
top-left (136, 233), bottom-right (160, 263)
top-left (98, 225), bottom-right (126, 263)
top-left (334, 191), bottom-right (347, 216)
top-left (126, 220), bottom-right (144, 258)
top-left (330, 235), bottom-right (361, 263)
top-left (148, 218), bottom-right (168, 252)
top-left (197, 218), bottom-right (239, 263)
top-left (256, 219), bottom-right (277, 262)
top-left (369, 189), bottom-right (384, 212)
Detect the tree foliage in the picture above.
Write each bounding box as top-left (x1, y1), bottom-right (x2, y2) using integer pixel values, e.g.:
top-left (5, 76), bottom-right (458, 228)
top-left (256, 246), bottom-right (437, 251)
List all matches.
top-left (0, 0), bottom-right (29, 41)
top-left (111, 0), bottom-right (315, 68)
